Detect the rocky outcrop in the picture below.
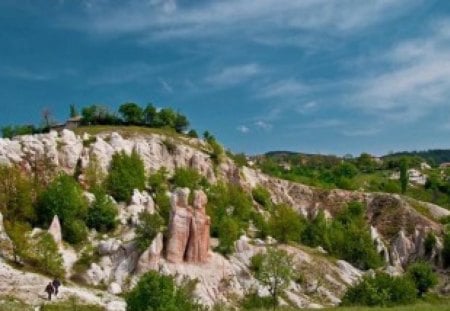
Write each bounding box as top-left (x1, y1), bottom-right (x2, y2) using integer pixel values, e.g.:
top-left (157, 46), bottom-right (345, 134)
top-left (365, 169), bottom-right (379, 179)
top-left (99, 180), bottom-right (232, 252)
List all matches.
top-left (136, 233), bottom-right (164, 274)
top-left (165, 189), bottom-right (210, 264)
top-left (48, 215), bottom-right (62, 246)
top-left (0, 212), bottom-right (13, 259)
top-left (0, 129), bottom-right (218, 185)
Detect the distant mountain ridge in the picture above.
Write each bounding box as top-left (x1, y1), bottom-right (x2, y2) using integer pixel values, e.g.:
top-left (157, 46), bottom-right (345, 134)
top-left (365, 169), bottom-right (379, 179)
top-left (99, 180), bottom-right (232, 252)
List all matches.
top-left (262, 149), bottom-right (450, 165)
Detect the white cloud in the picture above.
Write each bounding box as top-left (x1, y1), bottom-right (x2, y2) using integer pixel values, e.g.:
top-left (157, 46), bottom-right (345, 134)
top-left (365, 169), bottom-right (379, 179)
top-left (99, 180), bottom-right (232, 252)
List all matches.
top-left (350, 19), bottom-right (450, 121)
top-left (68, 0), bottom-right (421, 42)
top-left (0, 67), bottom-right (55, 81)
top-left (255, 120), bottom-right (273, 130)
top-left (237, 125), bottom-right (250, 134)
top-left (260, 79), bottom-right (310, 98)
top-left (206, 64), bottom-right (261, 87)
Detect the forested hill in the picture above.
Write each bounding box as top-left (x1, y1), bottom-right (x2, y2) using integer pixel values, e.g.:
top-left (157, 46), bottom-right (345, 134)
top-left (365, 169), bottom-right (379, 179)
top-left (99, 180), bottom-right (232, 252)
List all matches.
top-left (382, 149), bottom-right (450, 166)
top-left (263, 149), bottom-right (450, 165)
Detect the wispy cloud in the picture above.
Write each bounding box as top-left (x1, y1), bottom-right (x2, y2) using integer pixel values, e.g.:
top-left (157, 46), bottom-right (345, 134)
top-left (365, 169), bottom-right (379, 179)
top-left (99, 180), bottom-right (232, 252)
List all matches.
top-left (159, 78), bottom-right (173, 93)
top-left (66, 0), bottom-right (421, 43)
top-left (206, 63), bottom-right (261, 87)
top-left (0, 66), bottom-right (55, 81)
top-left (260, 79), bottom-right (310, 98)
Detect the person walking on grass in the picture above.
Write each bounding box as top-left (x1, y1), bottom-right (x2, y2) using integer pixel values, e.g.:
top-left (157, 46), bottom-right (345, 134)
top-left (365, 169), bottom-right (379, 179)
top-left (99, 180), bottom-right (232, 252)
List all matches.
top-left (52, 278), bottom-right (61, 297)
top-left (45, 282), bottom-right (54, 301)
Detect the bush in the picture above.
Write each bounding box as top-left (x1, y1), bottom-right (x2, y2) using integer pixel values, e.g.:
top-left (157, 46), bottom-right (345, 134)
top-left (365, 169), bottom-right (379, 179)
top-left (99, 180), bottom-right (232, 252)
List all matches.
top-left (252, 186), bottom-right (272, 209)
top-left (36, 174), bottom-right (88, 244)
top-left (171, 167), bottom-right (204, 189)
top-left (135, 211), bottom-right (164, 253)
top-left (443, 232), bottom-right (450, 268)
top-left (241, 291), bottom-right (274, 310)
top-left (407, 261), bottom-right (438, 297)
top-left (86, 190), bottom-right (118, 233)
top-left (301, 210), bottom-right (330, 249)
top-left (342, 272), bottom-right (417, 307)
top-left (424, 232), bottom-right (437, 256)
top-left (126, 271), bottom-right (201, 311)
top-left (27, 232), bottom-right (65, 278)
top-left (216, 218), bottom-right (240, 255)
top-left (268, 204), bottom-right (304, 243)
top-left (106, 150), bottom-right (146, 202)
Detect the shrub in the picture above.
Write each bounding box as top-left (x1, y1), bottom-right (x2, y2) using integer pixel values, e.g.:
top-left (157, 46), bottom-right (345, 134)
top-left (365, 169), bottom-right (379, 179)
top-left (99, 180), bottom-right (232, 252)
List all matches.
top-left (301, 210), bottom-right (330, 249)
top-left (443, 232), bottom-right (450, 268)
top-left (148, 167), bottom-right (169, 192)
top-left (135, 211), bottom-right (164, 253)
top-left (126, 271), bottom-right (201, 311)
top-left (406, 261), bottom-right (438, 297)
top-left (252, 186), bottom-right (272, 209)
top-left (86, 190), bottom-right (118, 233)
top-left (342, 272), bottom-right (417, 307)
top-left (268, 204), bottom-right (304, 243)
top-left (28, 232), bottom-right (65, 278)
top-left (241, 291), bottom-right (274, 310)
top-left (216, 218), bottom-right (240, 255)
top-left (424, 232), bottom-right (437, 256)
top-left (4, 221), bottom-right (31, 263)
top-left (171, 167), bottom-right (204, 189)
top-left (105, 150), bottom-right (146, 202)
top-left (36, 174), bottom-right (88, 244)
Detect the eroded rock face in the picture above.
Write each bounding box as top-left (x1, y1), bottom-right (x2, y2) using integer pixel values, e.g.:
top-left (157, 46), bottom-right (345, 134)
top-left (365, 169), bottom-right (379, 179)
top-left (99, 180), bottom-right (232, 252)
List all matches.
top-left (136, 232), bottom-right (164, 274)
top-left (165, 189), bottom-right (210, 264)
top-left (48, 215), bottom-right (62, 246)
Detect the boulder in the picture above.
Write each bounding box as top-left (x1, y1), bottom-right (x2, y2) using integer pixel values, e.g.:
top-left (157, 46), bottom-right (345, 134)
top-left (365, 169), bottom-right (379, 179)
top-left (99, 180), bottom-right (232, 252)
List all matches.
top-left (48, 215), bottom-right (62, 246)
top-left (165, 188), bottom-right (210, 264)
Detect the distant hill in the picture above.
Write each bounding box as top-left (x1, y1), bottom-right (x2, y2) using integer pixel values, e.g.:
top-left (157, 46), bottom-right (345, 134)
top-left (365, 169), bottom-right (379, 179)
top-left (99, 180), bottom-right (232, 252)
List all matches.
top-left (382, 149), bottom-right (450, 165)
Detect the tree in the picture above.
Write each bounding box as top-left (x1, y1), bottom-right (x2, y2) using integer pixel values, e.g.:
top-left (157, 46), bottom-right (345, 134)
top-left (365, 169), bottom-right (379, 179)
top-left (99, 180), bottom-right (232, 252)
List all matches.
top-left (400, 157), bottom-right (409, 194)
top-left (42, 108), bottom-right (52, 128)
top-left (406, 261), bottom-right (438, 297)
top-left (424, 232), bottom-right (437, 257)
top-left (105, 150), bottom-right (146, 202)
top-left (69, 104), bottom-right (79, 118)
top-left (119, 103), bottom-right (144, 125)
top-left (4, 221), bottom-right (30, 263)
top-left (143, 104), bottom-right (157, 126)
top-left (250, 248), bottom-right (295, 307)
top-left (135, 211), bottom-right (164, 253)
top-left (187, 129), bottom-right (198, 138)
top-left (171, 167), bottom-right (203, 189)
top-left (87, 189), bottom-right (118, 233)
top-left (126, 271), bottom-right (200, 311)
top-left (268, 204), bottom-right (304, 243)
top-left (301, 210), bottom-right (330, 249)
top-left (217, 218), bottom-right (240, 255)
top-left (252, 186), bottom-right (272, 209)
top-left (36, 174), bottom-right (88, 244)
top-left (174, 113), bottom-right (189, 133)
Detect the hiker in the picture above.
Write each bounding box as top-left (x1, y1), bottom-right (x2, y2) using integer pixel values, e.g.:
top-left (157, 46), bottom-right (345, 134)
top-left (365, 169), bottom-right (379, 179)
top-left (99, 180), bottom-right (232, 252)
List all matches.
top-left (52, 278), bottom-right (61, 297)
top-left (45, 282), bottom-right (54, 301)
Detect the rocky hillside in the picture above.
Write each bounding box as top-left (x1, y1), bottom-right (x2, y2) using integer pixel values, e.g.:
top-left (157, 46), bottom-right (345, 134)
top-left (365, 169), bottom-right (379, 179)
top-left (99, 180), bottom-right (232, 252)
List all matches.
top-left (0, 128), bottom-right (449, 310)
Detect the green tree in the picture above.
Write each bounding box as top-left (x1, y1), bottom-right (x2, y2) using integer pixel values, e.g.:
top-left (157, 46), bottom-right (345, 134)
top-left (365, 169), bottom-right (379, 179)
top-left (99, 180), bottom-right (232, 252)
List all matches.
top-left (217, 218), bottom-right (240, 255)
top-left (424, 232), bottom-right (437, 257)
top-left (69, 104), bottom-right (79, 118)
top-left (86, 189), bottom-right (118, 233)
top-left (126, 271), bottom-right (201, 311)
top-left (4, 221), bottom-right (30, 263)
top-left (400, 157), bottom-right (409, 194)
top-left (174, 113), bottom-right (189, 133)
top-left (268, 204), bottom-right (304, 243)
top-left (252, 186), bottom-right (272, 209)
top-left (106, 150), bottom-right (146, 202)
top-left (0, 165), bottom-right (36, 223)
top-left (406, 261), bottom-right (438, 297)
top-left (135, 211), bottom-right (164, 253)
top-left (301, 210), bottom-right (330, 248)
top-left (119, 103), bottom-right (144, 125)
top-left (187, 129), bottom-right (198, 138)
top-left (250, 248), bottom-right (295, 307)
top-left (36, 174), bottom-right (88, 244)
top-left (143, 103), bottom-right (157, 126)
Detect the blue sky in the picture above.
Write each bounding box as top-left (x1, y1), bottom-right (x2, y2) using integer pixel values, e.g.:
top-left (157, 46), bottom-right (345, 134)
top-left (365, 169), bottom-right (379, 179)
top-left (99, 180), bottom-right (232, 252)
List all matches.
top-left (1, 0), bottom-right (450, 155)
